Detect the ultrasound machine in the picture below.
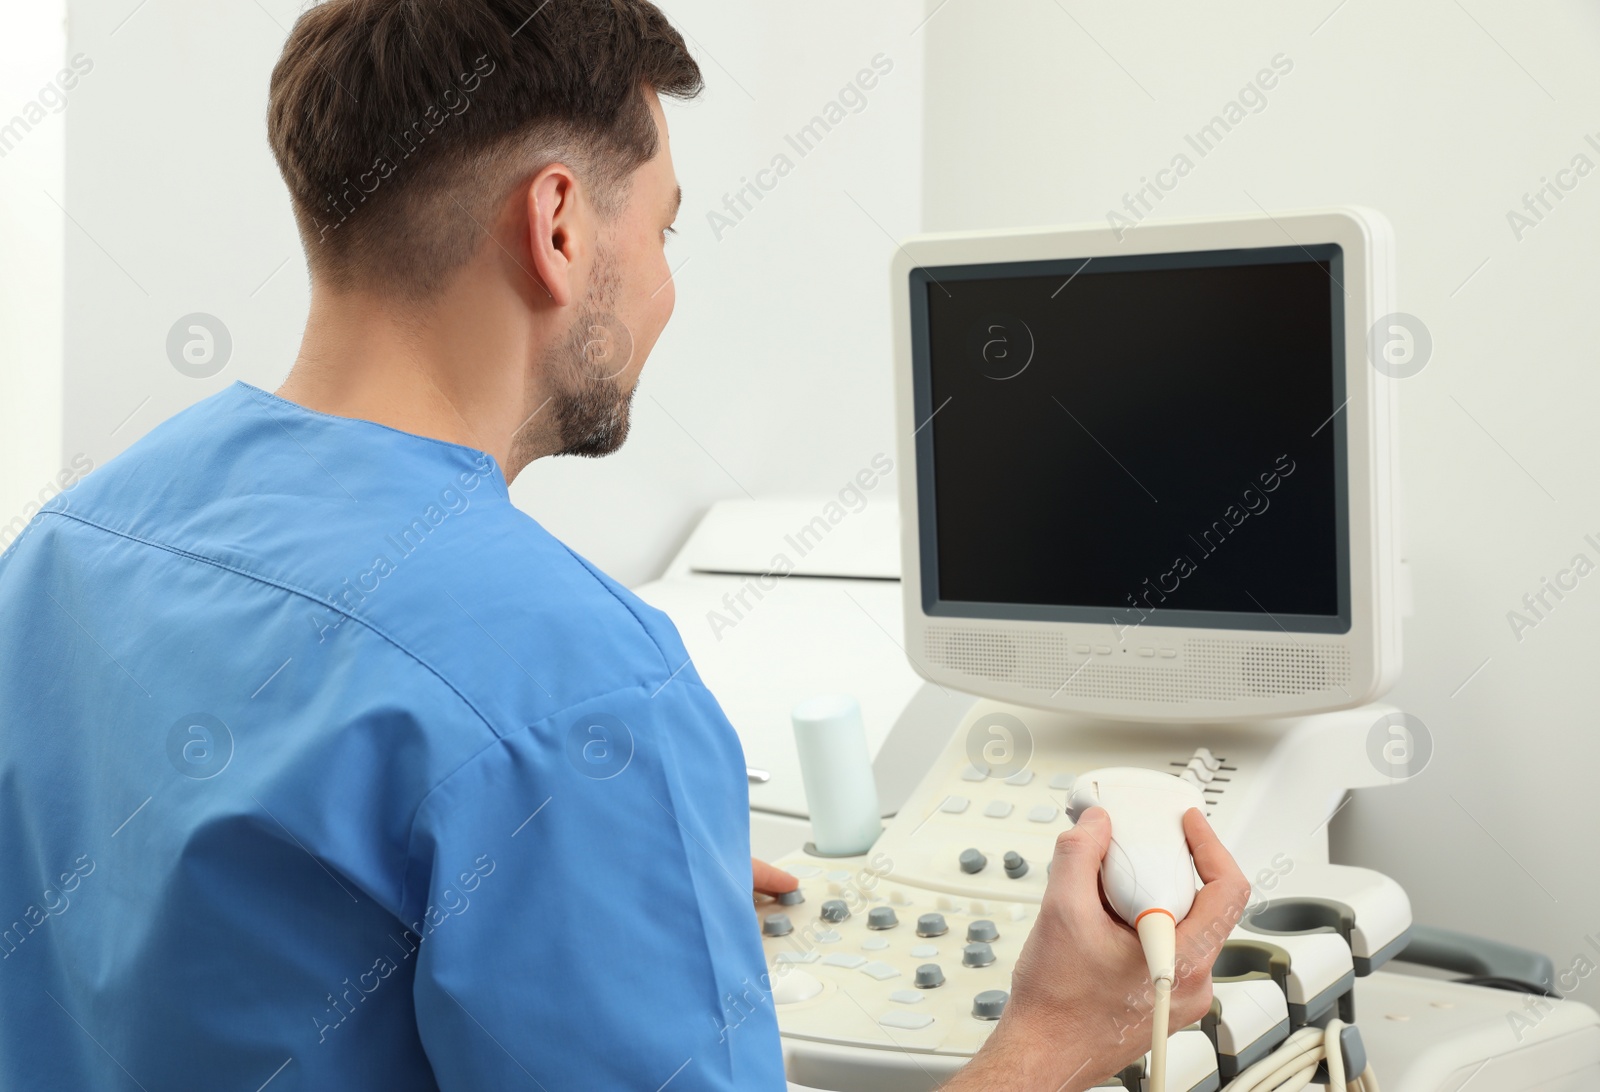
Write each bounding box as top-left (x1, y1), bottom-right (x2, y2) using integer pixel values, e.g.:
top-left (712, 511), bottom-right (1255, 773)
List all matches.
top-left (635, 208), bottom-right (1600, 1090)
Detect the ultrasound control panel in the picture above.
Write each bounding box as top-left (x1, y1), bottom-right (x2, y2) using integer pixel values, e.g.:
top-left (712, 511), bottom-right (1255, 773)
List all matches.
top-left (760, 703), bottom-right (1420, 1090)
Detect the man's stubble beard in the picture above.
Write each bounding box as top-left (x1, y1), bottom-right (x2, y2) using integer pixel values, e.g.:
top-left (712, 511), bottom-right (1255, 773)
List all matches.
top-left (506, 252), bottom-right (636, 472)
top-left (551, 253), bottom-right (634, 459)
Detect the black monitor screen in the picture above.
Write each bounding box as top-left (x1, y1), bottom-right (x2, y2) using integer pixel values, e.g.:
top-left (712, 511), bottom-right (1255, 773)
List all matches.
top-left (910, 245), bottom-right (1350, 634)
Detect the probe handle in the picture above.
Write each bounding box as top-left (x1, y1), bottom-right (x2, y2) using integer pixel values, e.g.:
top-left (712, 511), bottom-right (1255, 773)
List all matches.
top-left (1065, 767), bottom-right (1205, 932)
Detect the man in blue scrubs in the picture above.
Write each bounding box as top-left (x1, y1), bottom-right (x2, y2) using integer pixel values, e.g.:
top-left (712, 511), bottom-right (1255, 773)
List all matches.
top-left (0, 1), bottom-right (1246, 1089)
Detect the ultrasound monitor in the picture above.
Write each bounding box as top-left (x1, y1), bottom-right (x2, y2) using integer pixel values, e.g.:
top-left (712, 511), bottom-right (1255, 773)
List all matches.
top-left (891, 209), bottom-right (1401, 721)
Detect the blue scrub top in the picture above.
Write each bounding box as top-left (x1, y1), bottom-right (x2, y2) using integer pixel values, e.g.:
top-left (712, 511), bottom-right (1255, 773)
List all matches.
top-left (0, 383), bottom-right (786, 1090)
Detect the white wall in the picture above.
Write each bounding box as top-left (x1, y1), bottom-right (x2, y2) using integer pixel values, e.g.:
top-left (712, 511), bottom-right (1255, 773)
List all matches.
top-left (58, 0), bottom-right (924, 587)
top-left (0, 1), bottom-right (67, 545)
top-left (62, 0), bottom-right (310, 481)
top-left (920, 0), bottom-right (1600, 1002)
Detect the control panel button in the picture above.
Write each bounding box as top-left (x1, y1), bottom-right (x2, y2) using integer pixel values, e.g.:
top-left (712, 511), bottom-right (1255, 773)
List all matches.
top-left (821, 952), bottom-right (866, 969)
top-left (1048, 772), bottom-right (1075, 790)
top-left (1003, 851), bottom-right (1029, 879)
top-left (909, 944), bottom-right (939, 959)
top-left (967, 919), bottom-right (999, 943)
top-left (962, 942), bottom-right (996, 968)
top-left (866, 907), bottom-right (899, 930)
top-left (820, 899), bottom-right (850, 923)
top-left (1004, 769), bottom-right (1034, 786)
top-left (959, 848), bottom-right (987, 874)
top-left (772, 969), bottom-right (824, 1005)
top-left (879, 1011), bottom-right (934, 1031)
top-left (763, 914), bottom-right (793, 937)
top-left (983, 800), bottom-right (1014, 819)
top-left (1026, 804), bottom-right (1059, 823)
top-left (860, 960), bottom-right (901, 981)
top-left (916, 913), bottom-right (949, 938)
top-left (888, 989), bottom-right (924, 1004)
top-left (776, 889), bottom-right (805, 906)
top-left (914, 963), bottom-right (946, 989)
top-left (972, 989), bottom-right (1009, 1020)
top-left (940, 795), bottom-right (970, 814)
top-left (861, 937), bottom-right (889, 951)
top-left (960, 764), bottom-right (988, 782)
top-left (815, 929), bottom-right (840, 943)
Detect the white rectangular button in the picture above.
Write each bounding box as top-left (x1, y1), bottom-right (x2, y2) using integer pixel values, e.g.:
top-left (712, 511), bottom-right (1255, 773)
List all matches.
top-left (879, 1011), bottom-right (935, 1030)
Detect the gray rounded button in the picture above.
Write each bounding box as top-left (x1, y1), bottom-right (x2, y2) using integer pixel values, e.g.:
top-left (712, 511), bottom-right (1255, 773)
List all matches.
top-left (867, 906), bottom-right (899, 930)
top-left (1003, 851), bottom-right (1028, 879)
top-left (820, 899), bottom-right (850, 923)
top-left (916, 912), bottom-right (948, 938)
top-left (914, 963), bottom-right (945, 989)
top-left (776, 889), bottom-right (805, 906)
top-left (764, 914), bottom-right (793, 937)
top-left (972, 989), bottom-right (1009, 1020)
top-left (959, 848), bottom-right (987, 874)
top-left (962, 942), bottom-right (996, 968)
top-left (967, 919), bottom-right (999, 943)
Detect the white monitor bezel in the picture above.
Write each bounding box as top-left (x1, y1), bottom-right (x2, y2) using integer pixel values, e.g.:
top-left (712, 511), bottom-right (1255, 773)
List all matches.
top-left (892, 207), bottom-right (1400, 722)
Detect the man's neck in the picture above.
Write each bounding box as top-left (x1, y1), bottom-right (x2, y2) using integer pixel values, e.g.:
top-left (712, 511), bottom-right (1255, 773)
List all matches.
top-left (276, 279), bottom-right (558, 478)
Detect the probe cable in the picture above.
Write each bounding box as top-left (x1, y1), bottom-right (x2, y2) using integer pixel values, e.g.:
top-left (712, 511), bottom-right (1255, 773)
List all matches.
top-left (1221, 1020), bottom-right (1381, 1092)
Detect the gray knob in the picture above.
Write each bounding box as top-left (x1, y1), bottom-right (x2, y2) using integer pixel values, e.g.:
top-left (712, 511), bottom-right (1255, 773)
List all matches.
top-left (1003, 851), bottom-right (1028, 879)
top-left (867, 906), bottom-right (899, 930)
top-left (962, 942), bottom-right (996, 968)
top-left (916, 913), bottom-right (948, 938)
top-left (959, 848), bottom-right (987, 874)
top-left (966, 919), bottom-right (999, 943)
top-left (763, 914), bottom-right (793, 937)
top-left (820, 899), bottom-right (850, 923)
top-left (776, 888), bottom-right (805, 906)
top-left (914, 963), bottom-right (946, 989)
top-left (972, 989), bottom-right (1009, 1020)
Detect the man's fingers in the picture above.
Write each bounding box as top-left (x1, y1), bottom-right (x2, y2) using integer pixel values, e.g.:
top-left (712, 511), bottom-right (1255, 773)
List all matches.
top-left (1175, 809), bottom-right (1249, 970)
top-left (1050, 806), bottom-right (1113, 915)
top-left (1184, 809), bottom-right (1242, 889)
top-left (752, 857), bottom-right (799, 896)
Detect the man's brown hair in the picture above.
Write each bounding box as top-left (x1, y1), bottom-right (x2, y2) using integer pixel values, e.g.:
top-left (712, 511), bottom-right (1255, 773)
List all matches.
top-left (267, 0), bottom-right (701, 299)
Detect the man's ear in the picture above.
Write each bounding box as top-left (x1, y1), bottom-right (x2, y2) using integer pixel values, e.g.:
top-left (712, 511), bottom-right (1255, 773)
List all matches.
top-left (525, 162), bottom-right (584, 307)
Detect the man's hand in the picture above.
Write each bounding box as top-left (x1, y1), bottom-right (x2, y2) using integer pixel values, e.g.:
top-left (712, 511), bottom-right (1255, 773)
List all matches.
top-left (753, 857), bottom-right (799, 899)
top-left (946, 807), bottom-right (1249, 1091)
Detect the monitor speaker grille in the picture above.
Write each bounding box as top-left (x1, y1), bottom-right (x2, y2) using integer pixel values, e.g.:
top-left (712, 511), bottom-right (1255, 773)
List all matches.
top-left (923, 627), bottom-right (1351, 704)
